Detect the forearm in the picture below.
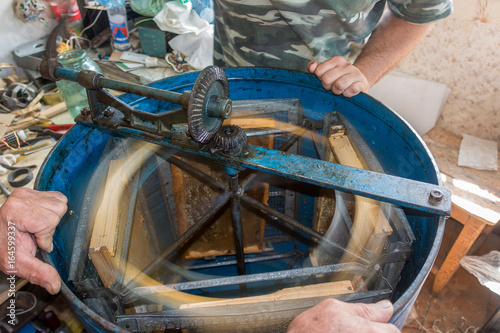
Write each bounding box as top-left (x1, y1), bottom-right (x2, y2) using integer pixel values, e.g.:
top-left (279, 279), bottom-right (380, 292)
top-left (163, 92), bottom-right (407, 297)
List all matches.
top-left (354, 10), bottom-right (431, 89)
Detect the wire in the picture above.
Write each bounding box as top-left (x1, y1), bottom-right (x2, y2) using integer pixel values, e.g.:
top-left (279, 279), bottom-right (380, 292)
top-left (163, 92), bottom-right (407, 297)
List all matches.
top-left (134, 18), bottom-right (153, 27)
top-left (14, 291), bottom-right (37, 316)
top-left (67, 35), bottom-right (92, 50)
top-left (80, 9), bottom-right (103, 37)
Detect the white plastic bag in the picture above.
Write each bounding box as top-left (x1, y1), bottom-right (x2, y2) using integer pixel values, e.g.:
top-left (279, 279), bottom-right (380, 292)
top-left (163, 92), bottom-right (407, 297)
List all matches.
top-left (168, 26), bottom-right (213, 69)
top-left (153, 1), bottom-right (209, 35)
top-left (153, 1), bottom-right (213, 69)
top-left (460, 251), bottom-right (500, 295)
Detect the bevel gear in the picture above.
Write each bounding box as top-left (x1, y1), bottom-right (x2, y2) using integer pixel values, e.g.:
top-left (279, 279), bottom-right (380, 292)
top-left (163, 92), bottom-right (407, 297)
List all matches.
top-left (212, 125), bottom-right (247, 157)
top-left (187, 66), bottom-right (232, 143)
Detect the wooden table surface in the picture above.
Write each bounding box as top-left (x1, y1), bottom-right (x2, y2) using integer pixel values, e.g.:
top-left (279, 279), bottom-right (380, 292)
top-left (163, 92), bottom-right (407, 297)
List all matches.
top-left (423, 127), bottom-right (499, 293)
top-left (423, 127), bottom-right (500, 225)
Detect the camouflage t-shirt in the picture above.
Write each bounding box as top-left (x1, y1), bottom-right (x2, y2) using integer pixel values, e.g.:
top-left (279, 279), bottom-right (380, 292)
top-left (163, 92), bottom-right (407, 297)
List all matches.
top-left (213, 0), bottom-right (452, 71)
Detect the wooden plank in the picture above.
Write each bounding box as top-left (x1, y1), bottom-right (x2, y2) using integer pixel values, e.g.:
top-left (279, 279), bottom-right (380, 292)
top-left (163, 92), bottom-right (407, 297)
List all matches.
top-left (225, 117), bottom-right (276, 129)
top-left (172, 163), bottom-right (187, 236)
top-left (423, 128), bottom-right (499, 225)
top-left (443, 173), bottom-right (499, 225)
top-left (9, 102), bottom-right (68, 131)
top-left (225, 117), bottom-right (304, 135)
top-left (12, 91), bottom-right (44, 116)
top-left (88, 246), bottom-right (118, 288)
top-left (90, 159), bottom-right (126, 255)
top-left (39, 102), bottom-right (68, 118)
top-left (88, 145), bottom-right (161, 286)
top-left (328, 132), bottom-right (392, 260)
top-left (179, 280), bottom-right (354, 309)
top-left (0, 279), bottom-right (28, 305)
top-left (89, 245), bottom-right (159, 292)
top-left (89, 247), bottom-right (220, 307)
top-left (432, 214), bottom-right (487, 293)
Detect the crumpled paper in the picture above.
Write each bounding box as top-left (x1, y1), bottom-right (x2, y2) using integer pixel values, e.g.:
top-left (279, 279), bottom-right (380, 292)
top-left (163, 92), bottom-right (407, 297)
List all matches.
top-left (153, 1), bottom-right (213, 69)
top-left (0, 154), bottom-right (18, 175)
top-left (458, 134), bottom-right (498, 171)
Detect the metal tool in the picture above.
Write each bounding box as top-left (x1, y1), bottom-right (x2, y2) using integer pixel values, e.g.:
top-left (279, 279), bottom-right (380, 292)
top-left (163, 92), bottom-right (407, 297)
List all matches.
top-left (37, 65), bottom-right (452, 332)
top-left (0, 180), bottom-right (11, 196)
top-left (28, 124), bottom-right (73, 140)
top-left (38, 22), bottom-right (452, 332)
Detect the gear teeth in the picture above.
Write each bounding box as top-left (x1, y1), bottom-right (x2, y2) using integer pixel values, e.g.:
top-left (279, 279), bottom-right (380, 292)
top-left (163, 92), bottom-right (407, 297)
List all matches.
top-left (212, 125), bottom-right (247, 157)
top-left (187, 66), bottom-right (229, 143)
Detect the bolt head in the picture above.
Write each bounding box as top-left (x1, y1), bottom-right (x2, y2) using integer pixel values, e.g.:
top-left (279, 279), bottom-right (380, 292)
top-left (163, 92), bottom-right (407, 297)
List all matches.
top-left (429, 189), bottom-right (444, 204)
top-left (103, 107), bottom-right (114, 118)
top-left (80, 107), bottom-right (91, 117)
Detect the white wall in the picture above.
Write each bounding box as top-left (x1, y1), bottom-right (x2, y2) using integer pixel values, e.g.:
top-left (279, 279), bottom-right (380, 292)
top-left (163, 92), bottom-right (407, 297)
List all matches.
top-left (394, 0), bottom-right (500, 143)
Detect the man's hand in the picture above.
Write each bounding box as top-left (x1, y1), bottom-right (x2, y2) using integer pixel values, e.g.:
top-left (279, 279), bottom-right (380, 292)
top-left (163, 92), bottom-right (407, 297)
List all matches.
top-left (307, 56), bottom-right (368, 98)
top-left (0, 188), bottom-right (68, 294)
top-left (287, 298), bottom-right (400, 333)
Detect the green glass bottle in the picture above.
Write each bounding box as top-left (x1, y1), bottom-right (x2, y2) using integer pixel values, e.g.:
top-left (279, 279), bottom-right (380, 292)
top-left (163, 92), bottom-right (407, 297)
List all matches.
top-left (56, 49), bottom-right (101, 118)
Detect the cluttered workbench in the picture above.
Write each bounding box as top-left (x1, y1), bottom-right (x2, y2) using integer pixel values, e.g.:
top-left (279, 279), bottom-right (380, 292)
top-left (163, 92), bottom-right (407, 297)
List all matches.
top-left (0, 107), bottom-right (74, 203)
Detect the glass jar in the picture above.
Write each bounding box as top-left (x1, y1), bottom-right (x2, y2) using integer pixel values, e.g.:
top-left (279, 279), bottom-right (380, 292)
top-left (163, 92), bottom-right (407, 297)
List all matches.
top-left (56, 49), bottom-right (101, 118)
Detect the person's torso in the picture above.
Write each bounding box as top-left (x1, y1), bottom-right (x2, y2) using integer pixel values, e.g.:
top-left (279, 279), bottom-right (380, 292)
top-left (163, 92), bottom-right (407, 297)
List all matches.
top-left (213, 0), bottom-right (386, 71)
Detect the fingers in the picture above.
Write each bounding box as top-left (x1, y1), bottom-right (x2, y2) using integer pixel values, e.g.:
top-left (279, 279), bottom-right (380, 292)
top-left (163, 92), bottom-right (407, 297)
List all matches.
top-left (287, 299), bottom-right (400, 333)
top-left (342, 299), bottom-right (394, 323)
top-left (307, 60), bottom-right (319, 73)
top-left (2, 188), bottom-right (67, 252)
top-left (11, 188), bottom-right (68, 217)
top-left (307, 57), bottom-right (368, 98)
top-left (333, 299), bottom-right (400, 332)
top-left (16, 250), bottom-right (61, 294)
top-left (0, 189), bottom-right (67, 295)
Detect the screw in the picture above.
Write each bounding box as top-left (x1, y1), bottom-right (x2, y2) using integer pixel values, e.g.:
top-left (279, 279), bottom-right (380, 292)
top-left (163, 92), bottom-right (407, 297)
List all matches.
top-left (103, 107), bottom-right (114, 118)
top-left (429, 189), bottom-right (444, 204)
top-left (80, 107), bottom-right (91, 117)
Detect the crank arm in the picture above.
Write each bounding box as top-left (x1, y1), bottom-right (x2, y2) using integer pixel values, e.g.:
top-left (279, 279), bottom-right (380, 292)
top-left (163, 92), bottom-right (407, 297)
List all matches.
top-left (81, 122), bottom-right (451, 216)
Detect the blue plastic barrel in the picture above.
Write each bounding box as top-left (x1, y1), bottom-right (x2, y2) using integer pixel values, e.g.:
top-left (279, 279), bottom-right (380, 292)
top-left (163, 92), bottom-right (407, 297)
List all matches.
top-left (37, 67), bottom-right (445, 331)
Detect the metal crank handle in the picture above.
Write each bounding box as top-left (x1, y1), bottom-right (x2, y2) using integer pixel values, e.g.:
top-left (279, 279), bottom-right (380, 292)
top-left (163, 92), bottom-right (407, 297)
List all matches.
top-left (52, 68), bottom-right (187, 108)
top-left (38, 20), bottom-right (193, 109)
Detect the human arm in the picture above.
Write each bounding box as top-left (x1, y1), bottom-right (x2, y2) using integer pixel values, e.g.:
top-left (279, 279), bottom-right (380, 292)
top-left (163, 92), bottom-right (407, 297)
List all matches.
top-left (0, 188), bottom-right (68, 294)
top-left (353, 9), bottom-right (432, 91)
top-left (307, 9), bottom-right (432, 98)
top-left (287, 298), bottom-right (400, 333)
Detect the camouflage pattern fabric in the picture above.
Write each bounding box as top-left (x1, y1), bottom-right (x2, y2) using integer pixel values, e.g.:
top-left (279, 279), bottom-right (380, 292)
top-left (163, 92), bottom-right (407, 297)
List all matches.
top-left (213, 0), bottom-right (452, 72)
